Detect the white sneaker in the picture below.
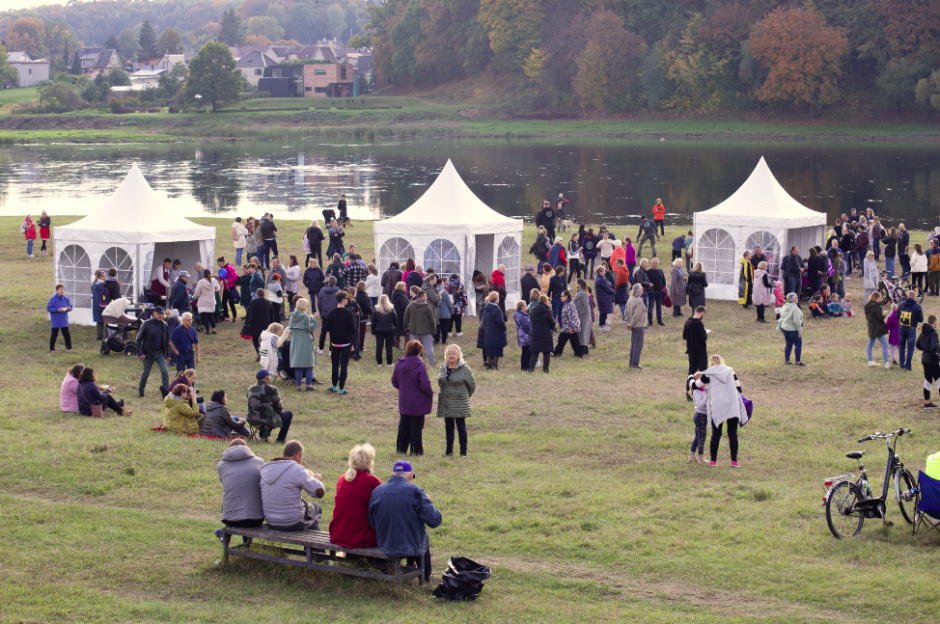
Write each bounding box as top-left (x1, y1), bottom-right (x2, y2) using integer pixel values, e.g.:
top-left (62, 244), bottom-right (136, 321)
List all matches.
top-left (885, 361), bottom-right (891, 369)
top-left (868, 361), bottom-right (878, 367)
top-left (317, 349), bottom-right (323, 354)
top-left (456, 332), bottom-right (463, 337)
top-left (377, 364), bottom-right (382, 367)
top-left (602, 326), bottom-right (611, 332)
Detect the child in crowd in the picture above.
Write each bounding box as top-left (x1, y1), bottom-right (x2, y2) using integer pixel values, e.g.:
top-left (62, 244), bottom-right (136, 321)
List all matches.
top-left (886, 302), bottom-right (900, 365)
top-left (687, 374), bottom-right (708, 464)
top-left (773, 281), bottom-right (786, 306)
top-left (842, 293), bottom-right (854, 317)
top-left (809, 295), bottom-right (828, 318)
top-left (827, 294), bottom-right (843, 317)
top-left (266, 273), bottom-right (284, 323)
top-left (587, 286), bottom-right (597, 349)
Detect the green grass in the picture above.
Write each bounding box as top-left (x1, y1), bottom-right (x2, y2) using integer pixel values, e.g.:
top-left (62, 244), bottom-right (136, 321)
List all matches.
top-left (0, 85), bottom-right (39, 106)
top-left (2, 216), bottom-right (939, 623)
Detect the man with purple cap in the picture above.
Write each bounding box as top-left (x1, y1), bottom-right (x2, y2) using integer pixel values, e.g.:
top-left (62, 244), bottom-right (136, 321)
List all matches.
top-left (368, 460), bottom-right (442, 583)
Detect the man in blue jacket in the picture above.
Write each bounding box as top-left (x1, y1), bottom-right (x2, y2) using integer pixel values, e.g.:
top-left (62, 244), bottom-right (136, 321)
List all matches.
top-left (369, 460), bottom-right (442, 583)
top-left (168, 271), bottom-right (191, 316)
top-left (898, 290), bottom-right (924, 371)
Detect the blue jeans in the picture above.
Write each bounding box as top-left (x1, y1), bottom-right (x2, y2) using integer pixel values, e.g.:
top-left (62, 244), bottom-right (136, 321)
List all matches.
top-left (235, 248), bottom-right (243, 265)
top-left (647, 290), bottom-right (663, 323)
top-left (295, 366), bottom-right (314, 388)
top-left (176, 350), bottom-right (195, 373)
top-left (27, 239), bottom-right (34, 255)
top-left (873, 238), bottom-right (881, 261)
top-left (786, 277), bottom-right (802, 300)
top-left (618, 302), bottom-right (626, 319)
top-left (886, 257), bottom-right (895, 278)
top-left (899, 326), bottom-right (916, 369)
top-left (551, 298), bottom-right (561, 321)
top-left (867, 335), bottom-right (889, 362)
top-left (783, 330), bottom-right (802, 363)
top-left (857, 251), bottom-right (867, 276)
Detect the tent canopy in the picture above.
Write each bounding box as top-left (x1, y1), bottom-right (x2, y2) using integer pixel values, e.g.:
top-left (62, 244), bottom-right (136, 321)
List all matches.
top-left (696, 156), bottom-right (826, 229)
top-left (56, 163), bottom-right (215, 243)
top-left (375, 159), bottom-right (521, 236)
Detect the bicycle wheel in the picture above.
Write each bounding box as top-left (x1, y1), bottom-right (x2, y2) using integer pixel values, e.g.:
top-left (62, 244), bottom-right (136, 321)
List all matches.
top-left (826, 480), bottom-right (864, 538)
top-left (878, 284), bottom-right (890, 306)
top-left (895, 468), bottom-right (920, 525)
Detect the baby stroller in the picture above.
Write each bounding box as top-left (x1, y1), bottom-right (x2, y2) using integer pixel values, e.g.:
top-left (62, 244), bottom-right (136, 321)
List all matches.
top-left (912, 471), bottom-right (940, 537)
top-left (100, 323), bottom-right (138, 356)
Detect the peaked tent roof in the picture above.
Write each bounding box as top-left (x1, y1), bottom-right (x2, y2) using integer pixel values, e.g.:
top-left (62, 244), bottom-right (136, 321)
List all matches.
top-left (375, 159), bottom-right (522, 235)
top-left (696, 156), bottom-right (827, 229)
top-left (56, 164), bottom-right (216, 244)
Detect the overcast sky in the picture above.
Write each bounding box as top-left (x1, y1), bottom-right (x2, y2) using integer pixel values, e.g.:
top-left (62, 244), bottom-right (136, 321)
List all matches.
top-left (2, 0), bottom-right (69, 11)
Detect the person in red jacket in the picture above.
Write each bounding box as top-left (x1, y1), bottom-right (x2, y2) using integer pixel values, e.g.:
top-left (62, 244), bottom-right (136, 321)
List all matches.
top-left (329, 443), bottom-right (382, 549)
top-left (21, 214), bottom-right (37, 258)
top-left (652, 199), bottom-right (666, 236)
top-left (491, 265), bottom-right (507, 318)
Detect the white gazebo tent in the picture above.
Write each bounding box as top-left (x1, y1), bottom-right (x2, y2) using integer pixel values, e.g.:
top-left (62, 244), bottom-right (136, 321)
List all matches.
top-left (373, 159), bottom-right (524, 316)
top-left (54, 164), bottom-right (216, 326)
top-left (692, 157), bottom-right (827, 301)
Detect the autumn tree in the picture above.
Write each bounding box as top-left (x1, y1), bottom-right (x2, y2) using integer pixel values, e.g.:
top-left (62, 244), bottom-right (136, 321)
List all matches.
top-left (477, 0), bottom-right (543, 73)
top-left (184, 40), bottom-right (242, 112)
top-left (574, 10), bottom-right (646, 110)
top-left (138, 20), bottom-right (160, 61)
top-left (158, 27), bottom-right (184, 55)
top-left (5, 18), bottom-right (47, 59)
top-left (0, 43), bottom-right (19, 85)
top-left (749, 7), bottom-right (849, 117)
top-left (246, 16), bottom-right (284, 42)
top-left (915, 68), bottom-right (940, 111)
top-left (218, 8), bottom-right (244, 46)
top-left (878, 0), bottom-right (940, 62)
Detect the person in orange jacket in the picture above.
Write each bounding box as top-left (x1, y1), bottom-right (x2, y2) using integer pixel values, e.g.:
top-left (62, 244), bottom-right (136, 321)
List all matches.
top-left (653, 199), bottom-right (666, 236)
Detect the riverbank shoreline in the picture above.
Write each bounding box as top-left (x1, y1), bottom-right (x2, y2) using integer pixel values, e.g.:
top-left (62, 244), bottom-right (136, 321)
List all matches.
top-left (1, 96), bottom-right (938, 144)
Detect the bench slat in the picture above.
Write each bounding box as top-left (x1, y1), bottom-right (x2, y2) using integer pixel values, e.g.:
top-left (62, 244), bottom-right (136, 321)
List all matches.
top-left (225, 547), bottom-right (422, 583)
top-left (223, 526), bottom-right (386, 558)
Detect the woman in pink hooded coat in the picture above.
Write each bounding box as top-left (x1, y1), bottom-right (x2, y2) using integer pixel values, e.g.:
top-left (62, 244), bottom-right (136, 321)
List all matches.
top-left (752, 261), bottom-right (775, 324)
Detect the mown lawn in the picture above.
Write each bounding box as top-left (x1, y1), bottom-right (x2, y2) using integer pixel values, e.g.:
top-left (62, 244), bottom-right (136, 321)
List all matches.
top-left (0, 85), bottom-right (39, 107)
top-left (1, 215), bottom-right (938, 623)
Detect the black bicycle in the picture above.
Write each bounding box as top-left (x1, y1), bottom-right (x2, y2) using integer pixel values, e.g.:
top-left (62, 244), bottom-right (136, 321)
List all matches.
top-left (823, 428), bottom-right (919, 538)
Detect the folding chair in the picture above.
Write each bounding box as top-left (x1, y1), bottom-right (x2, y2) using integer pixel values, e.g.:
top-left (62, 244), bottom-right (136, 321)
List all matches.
top-left (913, 472), bottom-right (940, 537)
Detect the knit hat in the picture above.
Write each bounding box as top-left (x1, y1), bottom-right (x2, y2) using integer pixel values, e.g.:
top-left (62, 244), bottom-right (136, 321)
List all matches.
top-left (256, 369), bottom-right (270, 379)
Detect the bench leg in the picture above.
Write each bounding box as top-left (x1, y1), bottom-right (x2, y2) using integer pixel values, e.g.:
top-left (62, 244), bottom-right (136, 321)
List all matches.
top-left (222, 531), bottom-right (230, 563)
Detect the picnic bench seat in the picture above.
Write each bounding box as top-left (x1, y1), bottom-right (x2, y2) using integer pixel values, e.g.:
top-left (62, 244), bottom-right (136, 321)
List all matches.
top-left (222, 525), bottom-right (425, 585)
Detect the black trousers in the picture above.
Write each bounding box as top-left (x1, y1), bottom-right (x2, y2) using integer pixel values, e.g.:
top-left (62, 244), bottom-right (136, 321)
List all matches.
top-left (319, 324), bottom-right (329, 350)
top-left (567, 259), bottom-right (582, 281)
top-left (221, 288), bottom-right (238, 320)
top-left (554, 332), bottom-right (583, 357)
top-left (687, 352), bottom-right (708, 394)
top-left (397, 414), bottom-right (425, 455)
top-left (710, 418), bottom-right (739, 462)
top-left (453, 314), bottom-right (462, 334)
top-left (656, 220), bottom-right (665, 236)
top-left (331, 345), bottom-right (351, 389)
top-left (438, 318), bottom-right (453, 344)
top-left (375, 333), bottom-right (394, 365)
top-left (672, 249), bottom-right (681, 261)
top-left (50, 327), bottom-right (71, 351)
top-left (306, 246), bottom-right (322, 267)
top-left (444, 417), bottom-right (467, 455)
top-left (528, 351), bottom-right (551, 373)
top-left (520, 345), bottom-right (531, 371)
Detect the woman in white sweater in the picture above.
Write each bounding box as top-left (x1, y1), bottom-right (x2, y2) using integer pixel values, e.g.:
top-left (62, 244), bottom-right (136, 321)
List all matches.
top-left (365, 264), bottom-right (382, 306)
top-left (191, 269), bottom-right (217, 334)
top-left (231, 218), bottom-right (249, 266)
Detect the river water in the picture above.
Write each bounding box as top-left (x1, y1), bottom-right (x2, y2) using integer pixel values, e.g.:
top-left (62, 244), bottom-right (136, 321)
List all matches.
top-left (1, 138), bottom-right (938, 227)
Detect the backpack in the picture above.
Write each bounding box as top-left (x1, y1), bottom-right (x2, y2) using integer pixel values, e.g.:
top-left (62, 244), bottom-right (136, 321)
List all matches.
top-left (900, 309), bottom-right (913, 328)
top-left (231, 227), bottom-right (240, 242)
top-left (930, 251), bottom-right (940, 272)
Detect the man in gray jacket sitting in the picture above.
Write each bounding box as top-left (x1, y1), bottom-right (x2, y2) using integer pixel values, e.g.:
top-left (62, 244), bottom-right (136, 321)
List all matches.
top-left (215, 439), bottom-right (264, 543)
top-left (260, 440), bottom-right (325, 531)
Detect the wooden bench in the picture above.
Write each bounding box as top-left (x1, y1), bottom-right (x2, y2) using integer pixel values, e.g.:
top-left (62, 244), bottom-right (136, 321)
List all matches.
top-left (221, 525), bottom-right (425, 585)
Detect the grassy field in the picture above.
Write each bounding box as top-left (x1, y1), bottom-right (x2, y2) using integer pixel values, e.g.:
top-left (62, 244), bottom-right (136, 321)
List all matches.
top-left (1, 215), bottom-right (939, 623)
top-left (1, 92), bottom-right (938, 143)
top-left (0, 86), bottom-right (39, 107)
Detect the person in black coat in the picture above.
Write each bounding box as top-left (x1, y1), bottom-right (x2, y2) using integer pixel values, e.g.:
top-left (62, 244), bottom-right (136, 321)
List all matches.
top-left (391, 284), bottom-right (410, 349)
top-left (682, 308), bottom-right (709, 397)
top-left (482, 292), bottom-right (508, 370)
top-left (323, 291), bottom-right (358, 393)
top-left (917, 316), bottom-right (940, 408)
top-left (406, 268), bottom-right (424, 293)
top-left (687, 263), bottom-right (708, 310)
top-left (806, 248), bottom-right (826, 295)
top-left (136, 307), bottom-right (171, 398)
top-left (381, 263), bottom-right (403, 299)
top-left (302, 261), bottom-right (326, 313)
top-left (371, 295), bottom-right (398, 366)
top-left (520, 266), bottom-right (540, 303)
top-left (535, 201), bottom-right (556, 242)
top-left (305, 222), bottom-right (325, 266)
top-left (527, 296), bottom-right (556, 373)
top-left (547, 266), bottom-right (567, 320)
top-left (243, 288), bottom-right (273, 358)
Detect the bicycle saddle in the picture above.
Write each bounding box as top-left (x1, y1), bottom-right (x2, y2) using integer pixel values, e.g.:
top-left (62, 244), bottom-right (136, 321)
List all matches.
top-left (846, 451), bottom-right (864, 460)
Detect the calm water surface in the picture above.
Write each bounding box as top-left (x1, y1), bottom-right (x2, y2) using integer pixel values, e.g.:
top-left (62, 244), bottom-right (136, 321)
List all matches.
top-left (1, 139), bottom-right (938, 227)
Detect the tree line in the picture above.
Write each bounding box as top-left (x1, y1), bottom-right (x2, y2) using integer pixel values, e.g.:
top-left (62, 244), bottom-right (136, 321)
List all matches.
top-left (351, 0), bottom-right (940, 117)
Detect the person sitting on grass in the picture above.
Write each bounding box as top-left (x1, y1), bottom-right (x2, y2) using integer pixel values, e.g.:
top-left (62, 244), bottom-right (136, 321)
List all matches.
top-left (214, 438), bottom-right (265, 544)
top-left (162, 383), bottom-right (202, 434)
top-left (76, 366), bottom-right (131, 417)
top-left (260, 440), bottom-right (326, 531)
top-left (369, 460), bottom-right (442, 584)
top-left (60, 363), bottom-right (83, 413)
top-left (246, 369), bottom-right (293, 444)
top-left (201, 390), bottom-right (251, 438)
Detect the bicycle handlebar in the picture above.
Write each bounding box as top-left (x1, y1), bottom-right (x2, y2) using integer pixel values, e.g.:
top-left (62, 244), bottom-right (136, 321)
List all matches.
top-left (858, 428), bottom-right (911, 443)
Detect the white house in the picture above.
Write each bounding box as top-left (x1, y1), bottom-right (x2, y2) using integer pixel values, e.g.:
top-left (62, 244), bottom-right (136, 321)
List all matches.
top-left (6, 51), bottom-right (50, 87)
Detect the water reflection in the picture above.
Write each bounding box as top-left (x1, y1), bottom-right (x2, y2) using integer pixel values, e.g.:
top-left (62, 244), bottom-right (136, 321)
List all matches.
top-left (0, 139), bottom-right (937, 227)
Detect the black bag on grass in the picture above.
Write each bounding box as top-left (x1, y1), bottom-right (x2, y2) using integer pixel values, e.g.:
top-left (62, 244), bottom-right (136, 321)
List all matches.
top-left (431, 557), bottom-right (491, 602)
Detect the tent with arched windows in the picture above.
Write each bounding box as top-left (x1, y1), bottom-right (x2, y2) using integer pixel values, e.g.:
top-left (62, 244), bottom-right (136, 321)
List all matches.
top-left (53, 164), bottom-right (216, 326)
top-left (373, 159), bottom-right (524, 316)
top-left (692, 157), bottom-right (827, 301)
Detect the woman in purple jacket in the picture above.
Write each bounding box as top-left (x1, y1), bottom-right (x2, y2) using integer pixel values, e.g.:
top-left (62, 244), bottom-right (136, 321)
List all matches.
top-left (391, 340), bottom-right (434, 455)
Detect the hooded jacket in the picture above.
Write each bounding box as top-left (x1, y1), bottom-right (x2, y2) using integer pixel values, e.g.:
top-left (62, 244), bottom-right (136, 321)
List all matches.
top-left (381, 267), bottom-right (403, 298)
top-left (201, 400), bottom-right (244, 438)
top-left (701, 365), bottom-right (747, 428)
top-left (369, 475), bottom-right (443, 557)
top-left (897, 297), bottom-right (924, 330)
top-left (371, 308), bottom-right (397, 335)
top-left (865, 300), bottom-right (889, 339)
top-left (529, 302), bottom-right (556, 352)
top-left (218, 444), bottom-right (264, 522)
top-left (317, 285), bottom-right (341, 318)
top-left (403, 300), bottom-right (437, 335)
top-left (162, 395), bottom-right (202, 435)
top-left (391, 355), bottom-right (434, 416)
top-left (260, 458), bottom-right (325, 528)
top-left (683, 316), bottom-right (707, 355)
top-left (60, 374), bottom-right (79, 412)
top-left (917, 323), bottom-right (940, 366)
top-left (436, 360), bottom-right (476, 419)
top-left (594, 273), bottom-right (614, 314)
top-left (752, 269), bottom-right (773, 306)
top-left (303, 266), bottom-right (325, 296)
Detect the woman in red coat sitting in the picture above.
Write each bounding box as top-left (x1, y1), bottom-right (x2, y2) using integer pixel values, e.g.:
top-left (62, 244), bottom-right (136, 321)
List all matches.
top-left (329, 443), bottom-right (382, 549)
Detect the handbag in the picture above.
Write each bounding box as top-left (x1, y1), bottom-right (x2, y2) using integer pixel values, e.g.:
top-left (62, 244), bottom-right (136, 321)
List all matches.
top-left (229, 287), bottom-right (241, 305)
top-left (80, 385), bottom-right (105, 418)
top-left (662, 285), bottom-right (672, 309)
top-left (740, 395), bottom-right (753, 426)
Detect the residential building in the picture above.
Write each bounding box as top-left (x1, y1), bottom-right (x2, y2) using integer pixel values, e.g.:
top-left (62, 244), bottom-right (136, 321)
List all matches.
top-left (302, 63), bottom-right (352, 98)
top-left (236, 50), bottom-right (279, 88)
top-left (5, 51), bottom-right (50, 87)
top-left (259, 65), bottom-right (305, 98)
top-left (299, 45), bottom-right (338, 63)
top-left (69, 48), bottom-right (122, 75)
